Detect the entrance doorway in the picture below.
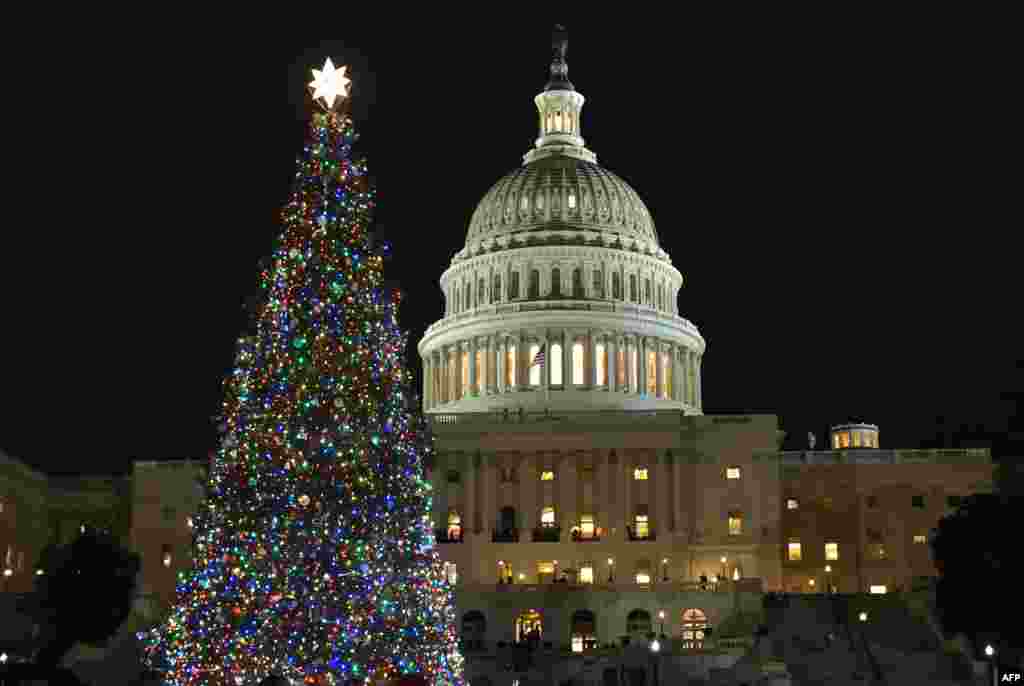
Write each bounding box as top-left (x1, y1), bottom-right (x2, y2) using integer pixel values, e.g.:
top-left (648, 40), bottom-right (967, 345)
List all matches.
top-left (515, 609), bottom-right (543, 643)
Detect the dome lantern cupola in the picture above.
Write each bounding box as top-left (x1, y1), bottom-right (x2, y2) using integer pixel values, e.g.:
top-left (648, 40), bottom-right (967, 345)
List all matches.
top-left (525, 25), bottom-right (596, 165)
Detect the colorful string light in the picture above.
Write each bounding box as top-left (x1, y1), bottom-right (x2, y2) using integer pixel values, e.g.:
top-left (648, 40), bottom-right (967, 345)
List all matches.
top-left (138, 107), bottom-right (464, 686)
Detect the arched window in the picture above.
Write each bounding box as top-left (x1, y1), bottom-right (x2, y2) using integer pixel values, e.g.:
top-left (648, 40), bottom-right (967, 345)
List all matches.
top-left (493, 274), bottom-right (501, 303)
top-left (529, 270), bottom-right (540, 298)
top-left (646, 351), bottom-right (657, 395)
top-left (663, 351), bottom-right (672, 398)
top-left (626, 609), bottom-right (652, 637)
top-left (551, 268), bottom-right (561, 297)
top-left (681, 608), bottom-right (708, 649)
top-left (596, 343), bottom-right (607, 386)
top-left (515, 609), bottom-right (543, 643)
top-left (629, 274), bottom-right (637, 302)
top-left (617, 348), bottom-right (626, 388)
top-left (510, 271), bottom-right (520, 299)
top-left (572, 342), bottom-right (585, 385)
top-left (528, 344), bottom-right (541, 386)
top-left (475, 349), bottom-right (484, 393)
top-left (506, 344), bottom-right (517, 387)
top-left (571, 610), bottom-right (596, 653)
top-left (498, 506), bottom-right (517, 535)
top-left (572, 268), bottom-right (584, 298)
top-left (550, 343), bottom-right (563, 385)
top-left (630, 348), bottom-right (638, 391)
top-left (612, 272), bottom-right (622, 300)
top-left (592, 268), bottom-right (604, 298)
top-left (462, 611), bottom-right (486, 650)
top-left (447, 510), bottom-right (463, 541)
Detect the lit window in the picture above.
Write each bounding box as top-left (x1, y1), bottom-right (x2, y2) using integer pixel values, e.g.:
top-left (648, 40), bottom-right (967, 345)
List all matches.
top-left (579, 514), bottom-right (595, 538)
top-left (541, 507), bottom-right (556, 526)
top-left (852, 432), bottom-right (862, 448)
top-left (461, 351), bottom-right (469, 390)
top-left (786, 498), bottom-right (799, 510)
top-left (572, 343), bottom-right (584, 385)
top-left (728, 511), bottom-right (743, 536)
top-left (186, 516), bottom-right (194, 528)
top-left (635, 570), bottom-right (651, 585)
top-left (540, 470), bottom-right (555, 482)
top-left (616, 348), bottom-right (626, 387)
top-left (528, 345), bottom-right (541, 386)
top-left (869, 585), bottom-right (887, 595)
top-left (162, 544), bottom-right (173, 568)
top-left (572, 636), bottom-right (584, 653)
top-left (506, 345), bottom-right (517, 387)
top-left (646, 350), bottom-right (656, 394)
top-left (663, 351), bottom-right (672, 397)
top-left (568, 193), bottom-right (577, 210)
top-left (633, 467), bottom-right (648, 481)
top-left (596, 343), bottom-right (607, 386)
top-left (787, 542), bottom-right (802, 561)
top-left (822, 497), bottom-right (833, 510)
top-left (579, 564), bottom-right (594, 584)
top-left (634, 514), bottom-right (650, 539)
top-left (443, 561), bottom-right (458, 585)
top-left (550, 343), bottom-right (563, 385)
top-left (726, 467), bottom-right (741, 480)
top-left (825, 542), bottom-right (839, 560)
top-left (447, 510), bottom-right (462, 539)
top-left (838, 432), bottom-right (850, 449)
top-left (537, 561), bottom-right (555, 576)
top-left (630, 348), bottom-right (638, 391)
top-left (913, 534), bottom-right (927, 544)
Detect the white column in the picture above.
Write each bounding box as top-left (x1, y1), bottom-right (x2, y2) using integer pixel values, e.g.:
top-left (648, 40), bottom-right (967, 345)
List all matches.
top-left (423, 355), bottom-right (431, 409)
top-left (497, 337), bottom-right (506, 394)
top-left (638, 338), bottom-right (647, 396)
top-left (468, 338), bottom-right (477, 397)
top-left (696, 354), bottom-right (703, 410)
top-left (671, 345), bottom-right (680, 402)
top-left (563, 329), bottom-right (572, 387)
top-left (542, 333), bottom-right (550, 390)
top-left (608, 335), bottom-right (617, 393)
top-left (587, 329), bottom-right (596, 388)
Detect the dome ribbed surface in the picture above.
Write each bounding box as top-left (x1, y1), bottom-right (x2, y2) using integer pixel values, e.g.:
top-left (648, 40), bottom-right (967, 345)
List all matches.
top-left (465, 156), bottom-right (659, 247)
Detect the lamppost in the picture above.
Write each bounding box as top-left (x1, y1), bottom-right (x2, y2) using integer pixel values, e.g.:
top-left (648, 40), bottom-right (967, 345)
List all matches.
top-left (662, 557), bottom-right (669, 582)
top-left (825, 564), bottom-right (832, 593)
top-left (607, 557), bottom-right (614, 583)
top-left (720, 556), bottom-right (727, 579)
top-left (650, 638), bottom-right (661, 686)
top-left (658, 610), bottom-right (666, 636)
top-left (985, 644), bottom-right (997, 686)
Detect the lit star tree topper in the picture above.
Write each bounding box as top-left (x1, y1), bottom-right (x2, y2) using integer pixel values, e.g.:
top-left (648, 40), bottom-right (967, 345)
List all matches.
top-left (309, 57), bottom-right (352, 110)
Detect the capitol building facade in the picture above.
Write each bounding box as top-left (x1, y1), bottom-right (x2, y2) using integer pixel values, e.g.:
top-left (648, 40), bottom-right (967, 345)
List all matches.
top-left (412, 28), bottom-right (996, 681)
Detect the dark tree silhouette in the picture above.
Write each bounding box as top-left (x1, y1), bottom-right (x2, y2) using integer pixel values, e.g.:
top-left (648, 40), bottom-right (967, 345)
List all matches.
top-left (931, 493), bottom-right (1023, 669)
top-left (2, 529), bottom-right (141, 684)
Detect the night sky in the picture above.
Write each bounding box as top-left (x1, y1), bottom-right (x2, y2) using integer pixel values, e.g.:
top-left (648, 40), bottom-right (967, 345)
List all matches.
top-left (1, 23), bottom-right (1018, 476)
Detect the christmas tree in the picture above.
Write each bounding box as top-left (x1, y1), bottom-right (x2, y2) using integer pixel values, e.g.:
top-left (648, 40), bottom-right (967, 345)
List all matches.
top-left (139, 59), bottom-right (464, 686)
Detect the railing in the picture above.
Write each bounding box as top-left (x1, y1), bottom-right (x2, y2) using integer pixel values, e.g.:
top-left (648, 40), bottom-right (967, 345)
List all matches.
top-left (491, 528), bottom-right (520, 543)
top-left (532, 526), bottom-right (561, 543)
top-left (571, 530), bottom-right (601, 543)
top-left (433, 529), bottom-right (463, 544)
top-left (626, 528), bottom-right (656, 542)
top-left (423, 300), bottom-right (699, 338)
top-left (429, 408), bottom-right (688, 427)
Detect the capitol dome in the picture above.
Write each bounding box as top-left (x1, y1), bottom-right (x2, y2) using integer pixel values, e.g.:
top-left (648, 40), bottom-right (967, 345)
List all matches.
top-left (459, 156), bottom-right (667, 264)
top-left (418, 29), bottom-right (705, 416)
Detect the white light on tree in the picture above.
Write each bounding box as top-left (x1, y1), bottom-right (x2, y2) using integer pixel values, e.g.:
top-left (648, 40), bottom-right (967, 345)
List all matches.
top-left (309, 58), bottom-right (351, 110)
